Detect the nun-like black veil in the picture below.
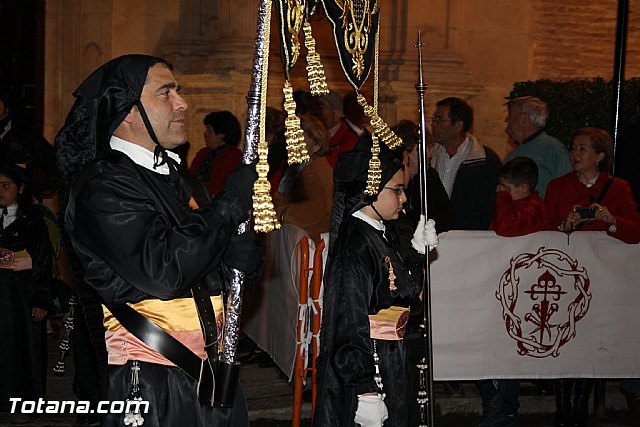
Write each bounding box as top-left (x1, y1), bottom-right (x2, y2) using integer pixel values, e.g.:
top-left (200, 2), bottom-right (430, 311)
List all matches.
top-left (329, 134), bottom-right (403, 251)
top-left (55, 54), bottom-right (168, 184)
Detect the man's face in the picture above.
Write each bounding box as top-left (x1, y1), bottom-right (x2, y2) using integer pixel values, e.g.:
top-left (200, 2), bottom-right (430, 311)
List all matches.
top-left (431, 105), bottom-right (460, 148)
top-left (505, 106), bottom-right (526, 143)
top-left (135, 64), bottom-right (188, 150)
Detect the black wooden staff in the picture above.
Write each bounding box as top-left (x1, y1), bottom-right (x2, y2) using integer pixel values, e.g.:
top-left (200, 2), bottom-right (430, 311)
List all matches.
top-left (415, 30), bottom-right (436, 427)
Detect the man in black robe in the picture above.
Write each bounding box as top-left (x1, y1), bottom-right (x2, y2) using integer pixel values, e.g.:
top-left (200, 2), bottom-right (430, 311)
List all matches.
top-left (56, 54), bottom-right (258, 426)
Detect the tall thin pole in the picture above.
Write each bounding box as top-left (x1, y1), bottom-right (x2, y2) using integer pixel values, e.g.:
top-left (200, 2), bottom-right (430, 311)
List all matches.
top-left (415, 31), bottom-right (435, 427)
top-left (611, 0), bottom-right (628, 175)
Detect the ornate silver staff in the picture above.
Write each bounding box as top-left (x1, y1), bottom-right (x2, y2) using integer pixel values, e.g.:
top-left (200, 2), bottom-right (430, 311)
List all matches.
top-left (217, 0), bottom-right (278, 406)
top-left (415, 31), bottom-right (436, 427)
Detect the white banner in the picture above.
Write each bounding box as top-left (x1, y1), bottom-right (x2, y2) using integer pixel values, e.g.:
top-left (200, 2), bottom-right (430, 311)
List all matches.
top-left (431, 231), bottom-right (640, 380)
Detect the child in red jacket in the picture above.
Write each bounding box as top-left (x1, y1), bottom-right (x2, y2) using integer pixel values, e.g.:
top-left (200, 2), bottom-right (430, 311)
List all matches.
top-left (491, 156), bottom-right (546, 237)
top-left (481, 157), bottom-right (546, 426)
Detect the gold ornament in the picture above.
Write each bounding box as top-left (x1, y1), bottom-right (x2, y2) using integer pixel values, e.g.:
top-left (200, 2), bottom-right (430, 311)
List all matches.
top-left (252, 0), bottom-right (279, 232)
top-left (365, 135), bottom-right (382, 196)
top-left (283, 80), bottom-right (310, 164)
top-left (338, 0), bottom-right (379, 78)
top-left (253, 141), bottom-right (281, 233)
top-left (285, 0), bottom-right (304, 66)
top-left (385, 256), bottom-right (397, 292)
top-left (356, 93), bottom-right (402, 150)
top-left (303, 21), bottom-right (329, 96)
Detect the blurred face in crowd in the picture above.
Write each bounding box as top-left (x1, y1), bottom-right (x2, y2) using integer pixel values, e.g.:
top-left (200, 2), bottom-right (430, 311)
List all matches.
top-left (406, 145), bottom-right (420, 179)
top-left (204, 125), bottom-right (225, 150)
top-left (505, 105), bottom-right (527, 143)
top-left (431, 105), bottom-right (461, 149)
top-left (124, 63), bottom-right (189, 151)
top-left (0, 173), bottom-right (21, 208)
top-left (370, 170), bottom-right (407, 221)
top-left (497, 177), bottom-right (529, 201)
top-left (570, 135), bottom-right (604, 179)
top-left (308, 98), bottom-right (340, 131)
top-left (401, 151), bottom-right (411, 187)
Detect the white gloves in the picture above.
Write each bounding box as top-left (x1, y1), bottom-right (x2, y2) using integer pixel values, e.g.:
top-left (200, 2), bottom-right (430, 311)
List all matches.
top-left (411, 215), bottom-right (438, 254)
top-left (354, 394), bottom-right (388, 427)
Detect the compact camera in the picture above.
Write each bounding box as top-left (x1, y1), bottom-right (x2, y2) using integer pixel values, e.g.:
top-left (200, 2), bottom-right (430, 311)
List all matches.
top-left (575, 206), bottom-right (596, 220)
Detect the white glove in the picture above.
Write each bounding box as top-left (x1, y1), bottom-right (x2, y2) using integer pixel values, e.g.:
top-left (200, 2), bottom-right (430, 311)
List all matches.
top-left (411, 215), bottom-right (438, 254)
top-left (354, 394), bottom-right (388, 427)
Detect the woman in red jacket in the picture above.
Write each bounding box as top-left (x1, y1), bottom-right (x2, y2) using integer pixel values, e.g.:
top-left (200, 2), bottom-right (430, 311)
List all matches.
top-left (545, 127), bottom-right (640, 244)
top-left (545, 127), bottom-right (640, 427)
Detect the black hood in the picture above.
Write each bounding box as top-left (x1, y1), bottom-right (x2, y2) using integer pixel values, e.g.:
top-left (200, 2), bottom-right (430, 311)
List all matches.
top-left (55, 54), bottom-right (168, 184)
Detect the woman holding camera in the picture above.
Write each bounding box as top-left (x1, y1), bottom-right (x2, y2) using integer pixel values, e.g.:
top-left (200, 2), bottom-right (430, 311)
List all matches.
top-left (545, 127), bottom-right (640, 245)
top-left (544, 127), bottom-right (640, 426)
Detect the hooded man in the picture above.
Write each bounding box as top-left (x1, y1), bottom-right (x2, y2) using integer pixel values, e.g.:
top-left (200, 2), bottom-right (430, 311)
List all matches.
top-left (56, 54), bottom-right (259, 426)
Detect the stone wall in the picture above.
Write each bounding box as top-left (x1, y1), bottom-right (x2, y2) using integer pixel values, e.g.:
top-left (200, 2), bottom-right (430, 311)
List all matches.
top-left (43, 0), bottom-right (640, 162)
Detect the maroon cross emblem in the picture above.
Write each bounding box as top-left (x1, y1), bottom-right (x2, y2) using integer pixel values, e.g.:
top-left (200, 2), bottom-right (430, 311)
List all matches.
top-left (524, 270), bottom-right (567, 344)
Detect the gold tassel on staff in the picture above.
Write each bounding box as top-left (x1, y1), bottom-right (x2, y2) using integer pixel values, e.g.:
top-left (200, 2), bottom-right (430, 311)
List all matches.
top-left (283, 80), bottom-right (310, 164)
top-left (304, 21), bottom-right (329, 96)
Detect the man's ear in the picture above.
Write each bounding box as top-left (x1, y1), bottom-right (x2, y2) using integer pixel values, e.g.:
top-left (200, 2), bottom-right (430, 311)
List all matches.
top-left (122, 106), bottom-right (138, 124)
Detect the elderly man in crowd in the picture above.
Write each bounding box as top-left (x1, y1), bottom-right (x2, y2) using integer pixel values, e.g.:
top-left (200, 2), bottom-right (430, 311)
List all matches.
top-left (504, 96), bottom-right (572, 197)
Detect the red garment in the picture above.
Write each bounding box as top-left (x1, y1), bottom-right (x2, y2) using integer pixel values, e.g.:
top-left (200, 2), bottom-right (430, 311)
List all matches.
top-left (326, 120), bottom-right (359, 169)
top-left (544, 171), bottom-right (640, 244)
top-left (189, 144), bottom-right (242, 197)
top-left (491, 190), bottom-right (546, 237)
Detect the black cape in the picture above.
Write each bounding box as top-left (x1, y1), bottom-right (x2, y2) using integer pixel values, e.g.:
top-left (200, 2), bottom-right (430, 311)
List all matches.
top-left (0, 208), bottom-right (52, 410)
top-left (65, 150), bottom-right (249, 426)
top-left (313, 215), bottom-right (423, 427)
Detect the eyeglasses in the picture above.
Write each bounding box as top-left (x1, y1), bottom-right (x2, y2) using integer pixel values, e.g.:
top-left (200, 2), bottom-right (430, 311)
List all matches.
top-left (383, 186), bottom-right (405, 196)
top-left (430, 116), bottom-right (452, 125)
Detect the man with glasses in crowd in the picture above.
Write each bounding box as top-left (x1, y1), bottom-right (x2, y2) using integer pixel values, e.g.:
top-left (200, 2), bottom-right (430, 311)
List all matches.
top-left (430, 97), bottom-right (501, 231)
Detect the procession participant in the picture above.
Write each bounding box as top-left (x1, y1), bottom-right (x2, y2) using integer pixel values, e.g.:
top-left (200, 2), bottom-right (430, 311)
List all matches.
top-left (56, 54), bottom-right (259, 427)
top-left (0, 162), bottom-right (52, 415)
top-left (313, 136), bottom-right (437, 427)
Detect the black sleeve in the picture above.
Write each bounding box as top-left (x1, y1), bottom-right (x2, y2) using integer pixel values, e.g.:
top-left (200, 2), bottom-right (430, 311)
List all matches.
top-left (66, 162), bottom-right (245, 304)
top-left (27, 214), bottom-right (53, 309)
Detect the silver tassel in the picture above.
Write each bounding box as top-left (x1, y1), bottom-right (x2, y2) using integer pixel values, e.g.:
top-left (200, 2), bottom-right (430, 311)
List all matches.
top-left (372, 340), bottom-right (386, 399)
top-left (417, 357), bottom-right (429, 427)
top-left (53, 295), bottom-right (77, 376)
top-left (123, 360), bottom-right (144, 426)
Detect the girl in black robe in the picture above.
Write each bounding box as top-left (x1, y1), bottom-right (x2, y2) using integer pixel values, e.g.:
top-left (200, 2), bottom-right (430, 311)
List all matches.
top-left (0, 162), bottom-right (52, 411)
top-left (314, 137), bottom-right (434, 427)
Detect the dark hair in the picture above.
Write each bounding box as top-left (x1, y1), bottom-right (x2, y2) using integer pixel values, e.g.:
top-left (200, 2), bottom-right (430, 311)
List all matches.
top-left (300, 115), bottom-right (330, 156)
top-left (499, 156), bottom-right (538, 192)
top-left (203, 111), bottom-right (242, 147)
top-left (343, 90), bottom-right (365, 124)
top-left (436, 97), bottom-right (474, 133)
top-left (571, 127), bottom-right (614, 172)
top-left (0, 163), bottom-right (32, 214)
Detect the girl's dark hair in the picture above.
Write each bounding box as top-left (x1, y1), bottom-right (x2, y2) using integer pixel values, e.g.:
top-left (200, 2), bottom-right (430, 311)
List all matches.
top-left (203, 111), bottom-right (242, 147)
top-left (0, 163), bottom-right (33, 214)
